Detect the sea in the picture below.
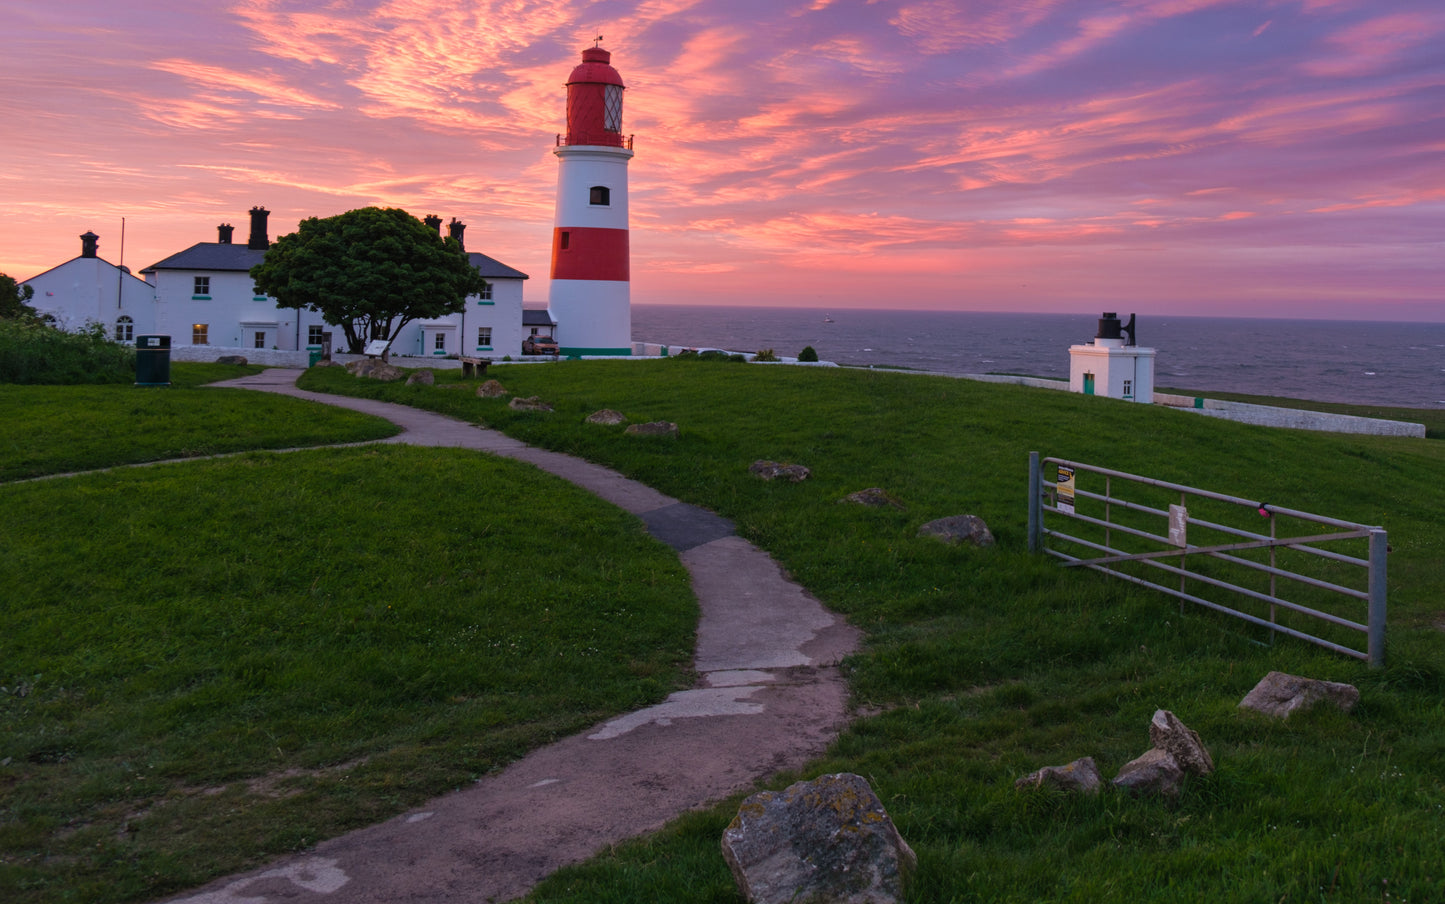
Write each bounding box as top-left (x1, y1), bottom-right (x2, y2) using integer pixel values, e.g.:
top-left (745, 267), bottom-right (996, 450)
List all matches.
top-left (631, 306), bottom-right (1445, 409)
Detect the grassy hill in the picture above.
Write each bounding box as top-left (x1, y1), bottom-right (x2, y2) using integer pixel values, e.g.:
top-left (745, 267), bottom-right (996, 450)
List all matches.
top-left (300, 359), bottom-right (1445, 904)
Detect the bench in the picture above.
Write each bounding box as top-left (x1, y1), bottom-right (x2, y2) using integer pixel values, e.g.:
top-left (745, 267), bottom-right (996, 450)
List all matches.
top-left (459, 356), bottom-right (490, 378)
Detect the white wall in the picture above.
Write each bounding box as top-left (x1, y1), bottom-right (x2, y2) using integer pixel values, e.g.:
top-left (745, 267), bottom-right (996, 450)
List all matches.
top-left (23, 258), bottom-right (157, 338)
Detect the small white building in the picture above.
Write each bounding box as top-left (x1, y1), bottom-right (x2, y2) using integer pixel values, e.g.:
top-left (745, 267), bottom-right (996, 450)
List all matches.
top-left (1069, 313), bottom-right (1155, 403)
top-left (22, 231), bottom-right (157, 340)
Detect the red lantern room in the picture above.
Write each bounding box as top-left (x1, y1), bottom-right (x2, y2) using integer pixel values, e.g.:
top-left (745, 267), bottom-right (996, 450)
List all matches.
top-left (563, 47), bottom-right (628, 148)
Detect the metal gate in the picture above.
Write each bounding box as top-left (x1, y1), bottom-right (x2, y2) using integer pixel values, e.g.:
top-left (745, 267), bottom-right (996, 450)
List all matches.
top-left (1027, 453), bottom-right (1387, 666)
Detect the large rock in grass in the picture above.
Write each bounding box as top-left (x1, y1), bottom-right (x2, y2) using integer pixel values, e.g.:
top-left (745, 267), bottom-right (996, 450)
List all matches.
top-left (917, 515), bottom-right (994, 547)
top-left (1015, 756), bottom-right (1102, 794)
top-left (509, 395), bottom-right (553, 412)
top-left (476, 379), bottom-right (508, 398)
top-left (1238, 671), bottom-right (1360, 719)
top-left (585, 409), bottom-right (627, 425)
top-left (405, 369), bottom-right (435, 386)
top-left (216, 355), bottom-right (248, 365)
top-left (346, 358), bottom-right (404, 382)
top-left (1113, 710), bottom-right (1212, 798)
top-left (722, 773), bottom-right (915, 904)
top-left (842, 488), bottom-right (905, 510)
top-left (625, 420), bottom-right (678, 436)
top-left (750, 460), bottom-right (810, 482)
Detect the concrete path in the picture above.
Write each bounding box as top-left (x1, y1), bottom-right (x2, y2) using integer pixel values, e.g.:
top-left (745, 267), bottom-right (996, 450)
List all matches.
top-left (162, 369), bottom-right (860, 904)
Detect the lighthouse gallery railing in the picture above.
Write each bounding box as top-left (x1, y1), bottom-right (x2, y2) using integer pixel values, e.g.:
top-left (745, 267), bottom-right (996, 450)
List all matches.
top-left (1027, 453), bottom-right (1387, 666)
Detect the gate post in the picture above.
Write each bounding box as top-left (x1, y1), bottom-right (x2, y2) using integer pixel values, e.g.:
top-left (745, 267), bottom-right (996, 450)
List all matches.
top-left (1028, 452), bottom-right (1042, 553)
top-left (1368, 527), bottom-right (1388, 667)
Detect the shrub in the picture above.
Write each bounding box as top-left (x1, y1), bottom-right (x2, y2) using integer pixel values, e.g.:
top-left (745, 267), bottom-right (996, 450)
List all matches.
top-left (0, 319), bottom-right (137, 384)
top-left (798, 345), bottom-right (819, 362)
top-left (753, 348), bottom-right (779, 362)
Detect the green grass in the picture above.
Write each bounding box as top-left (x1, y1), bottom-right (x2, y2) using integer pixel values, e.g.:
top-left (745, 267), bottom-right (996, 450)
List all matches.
top-left (0, 445), bottom-right (696, 904)
top-left (0, 363), bottom-right (400, 480)
top-left (297, 360), bottom-right (1445, 903)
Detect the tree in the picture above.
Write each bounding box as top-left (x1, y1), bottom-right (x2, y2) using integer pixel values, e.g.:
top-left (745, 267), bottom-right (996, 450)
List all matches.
top-left (1, 272), bottom-right (38, 321)
top-left (250, 207), bottom-right (485, 355)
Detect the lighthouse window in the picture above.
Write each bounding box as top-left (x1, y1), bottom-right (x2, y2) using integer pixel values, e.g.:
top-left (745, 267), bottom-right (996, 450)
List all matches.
top-left (560, 231), bottom-right (570, 250)
top-left (604, 84), bottom-right (623, 132)
top-left (589, 186), bottom-right (610, 206)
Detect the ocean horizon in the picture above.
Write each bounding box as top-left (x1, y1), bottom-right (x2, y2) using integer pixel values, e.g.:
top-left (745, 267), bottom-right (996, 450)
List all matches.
top-left (630, 306), bottom-right (1445, 409)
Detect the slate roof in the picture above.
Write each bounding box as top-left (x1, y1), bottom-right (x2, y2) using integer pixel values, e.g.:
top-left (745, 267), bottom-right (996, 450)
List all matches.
top-left (523, 309), bottom-right (555, 327)
top-left (140, 244), bottom-right (529, 280)
top-left (468, 252), bottom-right (529, 280)
top-left (141, 243), bottom-right (266, 274)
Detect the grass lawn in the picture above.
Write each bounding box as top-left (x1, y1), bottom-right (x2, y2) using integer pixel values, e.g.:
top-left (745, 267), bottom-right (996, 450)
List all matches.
top-left (0, 363), bottom-right (400, 481)
top-left (298, 360), bottom-right (1445, 903)
top-left (0, 373), bottom-right (697, 904)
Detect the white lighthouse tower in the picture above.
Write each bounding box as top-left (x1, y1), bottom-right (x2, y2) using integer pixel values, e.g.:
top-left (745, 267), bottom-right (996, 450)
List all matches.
top-left (546, 43), bottom-right (634, 356)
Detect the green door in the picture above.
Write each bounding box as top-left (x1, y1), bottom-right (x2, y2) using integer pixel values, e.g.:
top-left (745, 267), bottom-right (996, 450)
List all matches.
top-left (1083, 374), bottom-right (1095, 395)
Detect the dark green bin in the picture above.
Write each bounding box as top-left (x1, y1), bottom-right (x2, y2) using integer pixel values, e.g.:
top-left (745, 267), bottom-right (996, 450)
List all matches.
top-left (135, 335), bottom-right (171, 387)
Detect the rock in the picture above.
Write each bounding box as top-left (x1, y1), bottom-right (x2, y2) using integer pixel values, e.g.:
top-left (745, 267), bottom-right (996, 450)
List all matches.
top-left (625, 420), bottom-right (678, 436)
top-left (476, 380), bottom-right (508, 398)
top-left (215, 355), bottom-right (248, 365)
top-left (917, 515), bottom-right (995, 547)
top-left (1148, 710), bottom-right (1214, 776)
top-left (1112, 747), bottom-right (1186, 797)
top-left (346, 358), bottom-right (405, 381)
top-left (509, 395), bottom-right (553, 412)
top-left (1238, 671), bottom-right (1360, 719)
top-left (722, 773), bottom-right (916, 904)
top-left (842, 488), bottom-right (905, 510)
top-left (405, 369), bottom-right (435, 386)
top-left (311, 357), bottom-right (342, 368)
top-left (1015, 756), bottom-right (1102, 794)
top-left (749, 460), bottom-right (811, 482)
top-left (585, 409), bottom-right (628, 426)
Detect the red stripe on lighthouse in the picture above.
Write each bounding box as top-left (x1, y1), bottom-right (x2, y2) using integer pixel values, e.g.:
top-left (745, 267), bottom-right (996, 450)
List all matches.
top-left (551, 227), bottom-right (630, 281)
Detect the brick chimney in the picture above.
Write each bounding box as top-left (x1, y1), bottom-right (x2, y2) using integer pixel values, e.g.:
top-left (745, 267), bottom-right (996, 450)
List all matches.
top-left (218, 223), bottom-right (234, 244)
top-left (423, 214), bottom-right (443, 234)
top-left (80, 231), bottom-right (99, 258)
top-left (447, 218), bottom-right (466, 250)
top-left (247, 206), bottom-right (270, 250)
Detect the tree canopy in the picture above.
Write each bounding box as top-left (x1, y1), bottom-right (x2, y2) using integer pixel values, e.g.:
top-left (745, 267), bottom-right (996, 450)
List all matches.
top-left (250, 207), bottom-right (486, 354)
top-left (1, 272), bottom-right (38, 321)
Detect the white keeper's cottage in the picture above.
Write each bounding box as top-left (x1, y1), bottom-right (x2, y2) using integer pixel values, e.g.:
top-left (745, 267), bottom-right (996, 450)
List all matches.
top-left (23, 206), bottom-right (536, 358)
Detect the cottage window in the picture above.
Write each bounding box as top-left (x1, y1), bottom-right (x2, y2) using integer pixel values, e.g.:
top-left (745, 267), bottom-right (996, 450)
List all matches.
top-left (254, 331), bottom-right (266, 349)
top-left (308, 325), bottom-right (325, 346)
top-left (193, 276), bottom-right (210, 297)
top-left (1123, 379), bottom-right (1133, 399)
top-left (192, 323), bottom-right (209, 345)
top-left (477, 327), bottom-right (492, 349)
top-left (434, 332), bottom-right (446, 353)
top-left (478, 281), bottom-right (493, 300)
top-left (115, 316), bottom-right (134, 343)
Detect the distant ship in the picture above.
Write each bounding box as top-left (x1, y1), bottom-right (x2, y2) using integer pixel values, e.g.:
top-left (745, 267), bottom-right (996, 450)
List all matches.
top-left (823, 315), bottom-right (834, 323)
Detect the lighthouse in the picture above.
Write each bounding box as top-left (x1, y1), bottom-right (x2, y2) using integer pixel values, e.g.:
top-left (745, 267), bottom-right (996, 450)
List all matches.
top-left (546, 44), bottom-right (634, 356)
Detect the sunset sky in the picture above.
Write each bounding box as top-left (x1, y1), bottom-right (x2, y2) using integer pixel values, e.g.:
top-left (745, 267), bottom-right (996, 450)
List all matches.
top-left (4, 0), bottom-right (1442, 320)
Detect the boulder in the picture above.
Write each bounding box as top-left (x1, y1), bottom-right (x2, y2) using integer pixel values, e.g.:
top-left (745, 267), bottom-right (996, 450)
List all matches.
top-left (585, 409), bottom-right (628, 426)
top-left (1112, 747), bottom-right (1186, 797)
top-left (509, 395), bottom-right (553, 412)
top-left (625, 421), bottom-right (678, 436)
top-left (404, 369), bottom-right (435, 386)
top-left (346, 358), bottom-right (404, 382)
top-left (842, 488), bottom-right (905, 510)
top-left (215, 355), bottom-right (248, 365)
top-left (1015, 756), bottom-right (1102, 794)
top-left (1238, 671), bottom-right (1360, 719)
top-left (917, 515), bottom-right (995, 547)
top-left (1148, 710), bottom-right (1214, 776)
top-left (311, 357), bottom-right (343, 368)
top-left (476, 380), bottom-right (509, 398)
top-left (722, 773), bottom-right (916, 904)
top-left (750, 460), bottom-right (811, 482)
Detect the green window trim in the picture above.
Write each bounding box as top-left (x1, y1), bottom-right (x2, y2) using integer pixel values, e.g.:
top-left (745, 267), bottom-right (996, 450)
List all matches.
top-left (191, 295), bottom-right (212, 300)
top-left (476, 300), bottom-right (495, 305)
top-left (475, 345), bottom-right (494, 351)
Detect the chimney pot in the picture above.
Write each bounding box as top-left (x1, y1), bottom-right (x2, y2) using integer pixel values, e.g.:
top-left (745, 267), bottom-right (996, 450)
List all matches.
top-left (80, 231), bottom-right (99, 258)
top-left (247, 206), bottom-right (270, 250)
top-left (218, 223), bottom-right (234, 244)
top-left (447, 217), bottom-right (466, 251)
top-left (423, 214), bottom-right (443, 234)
